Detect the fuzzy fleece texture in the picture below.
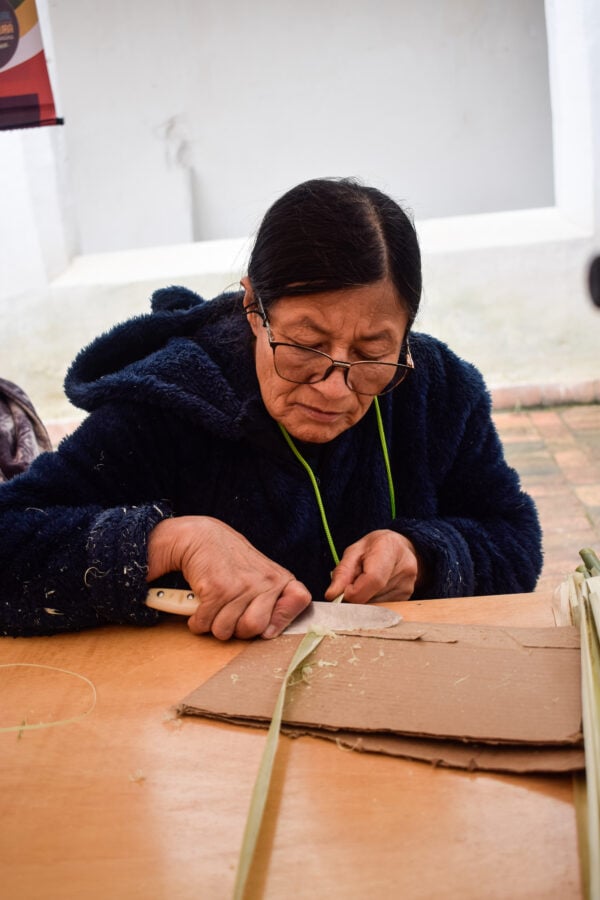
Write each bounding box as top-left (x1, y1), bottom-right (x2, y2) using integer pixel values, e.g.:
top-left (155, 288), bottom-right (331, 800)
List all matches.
top-left (0, 287), bottom-right (542, 636)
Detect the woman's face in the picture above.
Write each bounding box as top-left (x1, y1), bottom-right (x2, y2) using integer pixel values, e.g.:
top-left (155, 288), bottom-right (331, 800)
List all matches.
top-left (244, 278), bottom-right (409, 443)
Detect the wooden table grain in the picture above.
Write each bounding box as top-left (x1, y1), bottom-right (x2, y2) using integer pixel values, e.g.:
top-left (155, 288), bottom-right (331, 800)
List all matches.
top-left (0, 593), bottom-right (582, 899)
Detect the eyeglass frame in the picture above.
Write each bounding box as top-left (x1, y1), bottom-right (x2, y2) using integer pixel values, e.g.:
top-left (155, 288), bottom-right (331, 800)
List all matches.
top-left (248, 295), bottom-right (414, 396)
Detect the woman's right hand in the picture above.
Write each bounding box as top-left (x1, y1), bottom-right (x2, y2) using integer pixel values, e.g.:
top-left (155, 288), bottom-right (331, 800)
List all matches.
top-left (146, 516), bottom-right (311, 641)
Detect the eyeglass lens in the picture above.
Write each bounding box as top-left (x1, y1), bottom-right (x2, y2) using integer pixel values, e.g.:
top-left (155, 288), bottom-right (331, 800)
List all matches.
top-left (273, 344), bottom-right (407, 394)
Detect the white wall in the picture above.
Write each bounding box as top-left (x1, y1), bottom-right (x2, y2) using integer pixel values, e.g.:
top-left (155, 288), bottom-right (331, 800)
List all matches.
top-left (45, 0), bottom-right (553, 252)
top-left (0, 131), bottom-right (47, 299)
top-left (1, 0), bottom-right (598, 422)
top-left (0, 125), bottom-right (75, 301)
top-left (416, 0), bottom-right (600, 395)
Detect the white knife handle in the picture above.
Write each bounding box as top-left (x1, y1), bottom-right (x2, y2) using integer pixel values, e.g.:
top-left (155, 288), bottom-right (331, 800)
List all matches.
top-left (146, 587), bottom-right (199, 615)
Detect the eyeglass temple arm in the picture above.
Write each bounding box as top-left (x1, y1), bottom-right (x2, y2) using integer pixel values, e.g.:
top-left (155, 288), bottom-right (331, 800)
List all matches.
top-left (244, 294), bottom-right (270, 325)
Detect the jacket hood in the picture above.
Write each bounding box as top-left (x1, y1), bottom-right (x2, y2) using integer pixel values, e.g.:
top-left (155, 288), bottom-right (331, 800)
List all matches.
top-left (64, 287), bottom-right (265, 440)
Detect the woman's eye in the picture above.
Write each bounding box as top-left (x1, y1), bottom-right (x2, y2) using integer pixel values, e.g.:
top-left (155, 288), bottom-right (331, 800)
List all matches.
top-left (355, 349), bottom-right (386, 362)
top-left (281, 332), bottom-right (319, 350)
top-left (297, 340), bottom-right (324, 352)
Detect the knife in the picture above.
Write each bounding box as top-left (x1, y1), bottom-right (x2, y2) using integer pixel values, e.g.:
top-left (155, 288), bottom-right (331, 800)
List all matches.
top-left (145, 588), bottom-right (401, 633)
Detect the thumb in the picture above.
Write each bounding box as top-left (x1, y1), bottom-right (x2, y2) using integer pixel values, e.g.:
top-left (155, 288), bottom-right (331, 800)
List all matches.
top-left (262, 580), bottom-right (311, 639)
top-left (324, 558), bottom-right (358, 601)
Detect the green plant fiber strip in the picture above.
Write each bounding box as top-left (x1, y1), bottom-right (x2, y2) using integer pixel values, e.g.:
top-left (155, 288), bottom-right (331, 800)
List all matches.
top-left (580, 548), bottom-right (600, 578)
top-left (584, 582), bottom-right (600, 898)
top-left (569, 556), bottom-right (600, 899)
top-left (232, 616), bottom-right (339, 899)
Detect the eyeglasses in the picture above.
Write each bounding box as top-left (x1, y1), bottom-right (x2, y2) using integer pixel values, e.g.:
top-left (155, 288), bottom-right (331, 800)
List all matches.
top-left (252, 297), bottom-right (414, 396)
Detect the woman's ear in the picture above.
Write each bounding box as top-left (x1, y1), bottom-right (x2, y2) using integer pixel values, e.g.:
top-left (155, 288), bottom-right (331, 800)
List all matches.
top-left (241, 276), bottom-right (261, 338)
top-left (241, 276), bottom-right (254, 312)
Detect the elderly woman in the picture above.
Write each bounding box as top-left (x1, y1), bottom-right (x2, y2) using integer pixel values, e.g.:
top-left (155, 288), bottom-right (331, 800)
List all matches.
top-left (0, 178), bottom-right (542, 640)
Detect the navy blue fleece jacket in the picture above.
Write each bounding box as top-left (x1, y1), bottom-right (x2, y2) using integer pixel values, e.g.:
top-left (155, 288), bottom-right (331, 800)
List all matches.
top-left (0, 287), bottom-right (542, 636)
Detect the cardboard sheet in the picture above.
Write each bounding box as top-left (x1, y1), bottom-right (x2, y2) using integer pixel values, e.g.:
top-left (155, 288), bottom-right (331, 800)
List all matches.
top-left (179, 622), bottom-right (583, 773)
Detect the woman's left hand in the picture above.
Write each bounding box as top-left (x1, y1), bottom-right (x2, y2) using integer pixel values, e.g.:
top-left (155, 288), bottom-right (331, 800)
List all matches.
top-left (324, 529), bottom-right (421, 604)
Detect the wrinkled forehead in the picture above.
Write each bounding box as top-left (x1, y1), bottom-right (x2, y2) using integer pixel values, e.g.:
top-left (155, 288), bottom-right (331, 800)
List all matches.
top-left (266, 280), bottom-right (410, 337)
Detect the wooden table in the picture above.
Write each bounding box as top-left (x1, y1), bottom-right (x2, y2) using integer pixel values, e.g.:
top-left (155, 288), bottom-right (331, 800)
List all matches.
top-left (0, 593), bottom-right (582, 899)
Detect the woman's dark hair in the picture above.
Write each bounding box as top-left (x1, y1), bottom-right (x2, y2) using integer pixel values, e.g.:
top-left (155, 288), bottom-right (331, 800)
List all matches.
top-left (247, 177), bottom-right (422, 327)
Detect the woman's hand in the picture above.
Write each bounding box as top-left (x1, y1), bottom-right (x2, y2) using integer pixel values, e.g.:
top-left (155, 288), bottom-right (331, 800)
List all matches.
top-left (324, 529), bottom-right (421, 604)
top-left (146, 516), bottom-right (311, 640)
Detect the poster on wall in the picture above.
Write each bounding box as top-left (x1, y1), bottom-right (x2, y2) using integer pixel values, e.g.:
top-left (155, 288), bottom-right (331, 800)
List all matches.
top-left (0, 0), bottom-right (61, 130)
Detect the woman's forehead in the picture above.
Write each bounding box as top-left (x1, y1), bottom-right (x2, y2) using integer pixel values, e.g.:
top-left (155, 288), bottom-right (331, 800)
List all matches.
top-left (268, 280), bottom-right (408, 335)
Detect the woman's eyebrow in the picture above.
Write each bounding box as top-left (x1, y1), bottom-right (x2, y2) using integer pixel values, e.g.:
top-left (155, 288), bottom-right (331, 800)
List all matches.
top-left (282, 318), bottom-right (395, 343)
top-left (354, 331), bottom-right (396, 344)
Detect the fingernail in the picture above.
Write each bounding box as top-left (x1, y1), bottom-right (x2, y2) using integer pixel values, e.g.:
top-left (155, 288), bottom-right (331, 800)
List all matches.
top-left (262, 625), bottom-right (278, 639)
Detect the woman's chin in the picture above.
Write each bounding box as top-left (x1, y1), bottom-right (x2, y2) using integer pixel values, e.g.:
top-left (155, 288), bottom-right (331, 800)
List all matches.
top-left (282, 414), bottom-right (350, 444)
top-left (271, 395), bottom-right (369, 443)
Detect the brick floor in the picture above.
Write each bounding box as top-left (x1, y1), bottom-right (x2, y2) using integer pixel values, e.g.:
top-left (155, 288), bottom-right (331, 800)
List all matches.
top-left (493, 404), bottom-right (600, 592)
top-left (47, 403), bottom-right (600, 596)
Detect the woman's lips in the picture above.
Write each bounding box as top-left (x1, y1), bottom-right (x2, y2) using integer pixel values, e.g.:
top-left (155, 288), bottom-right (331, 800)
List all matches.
top-left (296, 403), bottom-right (343, 422)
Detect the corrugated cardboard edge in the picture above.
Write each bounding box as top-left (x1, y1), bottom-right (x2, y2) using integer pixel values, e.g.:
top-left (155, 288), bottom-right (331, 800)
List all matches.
top-left (281, 727), bottom-right (585, 774)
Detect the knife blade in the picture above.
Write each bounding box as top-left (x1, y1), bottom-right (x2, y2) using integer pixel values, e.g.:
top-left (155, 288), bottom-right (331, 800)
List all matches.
top-left (282, 601), bottom-right (401, 633)
top-left (145, 588), bottom-right (401, 632)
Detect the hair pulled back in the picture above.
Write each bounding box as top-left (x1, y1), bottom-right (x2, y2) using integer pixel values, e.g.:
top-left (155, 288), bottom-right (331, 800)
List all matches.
top-left (247, 177), bottom-right (422, 327)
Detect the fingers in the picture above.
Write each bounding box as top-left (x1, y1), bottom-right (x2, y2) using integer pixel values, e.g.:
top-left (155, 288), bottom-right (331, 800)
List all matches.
top-left (186, 567), bottom-right (276, 635)
top-left (325, 531), bottom-right (420, 604)
top-left (187, 593), bottom-right (247, 639)
top-left (261, 580), bottom-right (312, 639)
top-left (342, 568), bottom-right (388, 604)
top-left (324, 550), bottom-right (364, 602)
top-left (334, 549), bottom-right (390, 603)
top-left (187, 578), bottom-right (312, 641)
top-left (325, 562), bottom-right (362, 600)
top-left (175, 516), bottom-right (309, 639)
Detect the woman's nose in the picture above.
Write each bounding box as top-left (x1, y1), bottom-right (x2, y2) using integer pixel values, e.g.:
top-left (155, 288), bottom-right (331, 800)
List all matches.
top-left (314, 363), bottom-right (352, 398)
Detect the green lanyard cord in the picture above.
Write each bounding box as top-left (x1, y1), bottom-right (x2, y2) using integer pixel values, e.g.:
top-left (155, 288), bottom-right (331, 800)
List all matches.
top-left (277, 422), bottom-right (341, 566)
top-left (373, 395), bottom-right (396, 519)
top-left (277, 396), bottom-right (396, 568)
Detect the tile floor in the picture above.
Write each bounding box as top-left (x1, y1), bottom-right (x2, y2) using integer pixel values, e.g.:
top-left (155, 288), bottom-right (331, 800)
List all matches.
top-left (493, 404), bottom-right (600, 593)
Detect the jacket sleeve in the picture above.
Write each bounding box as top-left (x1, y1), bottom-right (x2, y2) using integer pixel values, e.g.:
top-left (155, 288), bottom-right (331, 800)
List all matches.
top-left (389, 360), bottom-right (543, 599)
top-left (0, 404), bottom-right (173, 636)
